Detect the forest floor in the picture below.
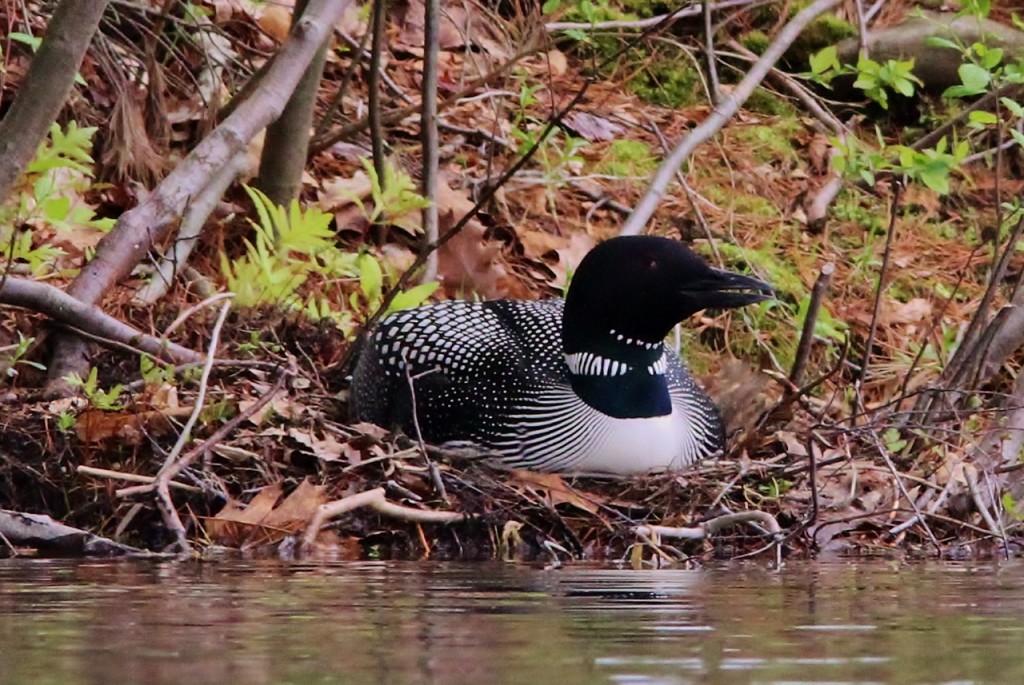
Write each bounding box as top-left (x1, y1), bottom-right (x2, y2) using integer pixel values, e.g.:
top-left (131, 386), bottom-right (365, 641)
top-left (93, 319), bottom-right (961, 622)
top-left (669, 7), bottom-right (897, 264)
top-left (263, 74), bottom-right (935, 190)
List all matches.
top-left (1, 0), bottom-right (1023, 563)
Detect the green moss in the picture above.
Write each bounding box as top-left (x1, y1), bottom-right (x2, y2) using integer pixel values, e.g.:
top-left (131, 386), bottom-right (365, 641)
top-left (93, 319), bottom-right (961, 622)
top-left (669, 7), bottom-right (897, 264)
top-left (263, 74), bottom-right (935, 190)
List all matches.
top-left (729, 122), bottom-right (801, 163)
top-left (558, 0), bottom-right (639, 24)
top-left (787, 13), bottom-right (857, 69)
top-left (594, 140), bottom-right (657, 177)
top-left (741, 30), bottom-right (771, 55)
top-left (744, 87), bottom-right (800, 117)
top-left (629, 61), bottom-right (703, 108)
top-left (703, 185), bottom-right (780, 217)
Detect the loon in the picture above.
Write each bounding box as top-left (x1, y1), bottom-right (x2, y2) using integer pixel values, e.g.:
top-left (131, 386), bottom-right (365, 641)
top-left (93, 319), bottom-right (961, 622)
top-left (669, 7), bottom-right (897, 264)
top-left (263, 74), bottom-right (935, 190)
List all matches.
top-left (350, 236), bottom-right (772, 475)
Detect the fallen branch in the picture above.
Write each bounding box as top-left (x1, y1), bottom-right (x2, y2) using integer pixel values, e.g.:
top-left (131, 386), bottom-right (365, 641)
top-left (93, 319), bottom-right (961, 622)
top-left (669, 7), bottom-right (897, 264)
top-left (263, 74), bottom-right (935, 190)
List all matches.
top-left (0, 508), bottom-right (148, 557)
top-left (0, 276), bottom-right (201, 364)
top-left (133, 153), bottom-right (247, 305)
top-left (301, 487), bottom-right (465, 553)
top-left (633, 510), bottom-right (782, 540)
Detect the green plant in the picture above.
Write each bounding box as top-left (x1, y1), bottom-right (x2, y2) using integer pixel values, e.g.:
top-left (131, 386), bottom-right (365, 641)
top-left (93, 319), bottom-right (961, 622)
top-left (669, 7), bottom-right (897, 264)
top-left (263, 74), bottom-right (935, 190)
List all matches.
top-left (1, 333), bottom-right (45, 381)
top-left (56, 410), bottom-right (76, 434)
top-left (808, 46), bottom-right (922, 110)
top-left (0, 122), bottom-right (114, 275)
top-left (139, 356), bottom-right (177, 386)
top-left (222, 182), bottom-right (438, 337)
top-left (65, 367), bottom-right (125, 411)
top-left (221, 185), bottom-right (344, 310)
top-left (350, 159), bottom-right (432, 230)
top-left (350, 252), bottom-right (438, 319)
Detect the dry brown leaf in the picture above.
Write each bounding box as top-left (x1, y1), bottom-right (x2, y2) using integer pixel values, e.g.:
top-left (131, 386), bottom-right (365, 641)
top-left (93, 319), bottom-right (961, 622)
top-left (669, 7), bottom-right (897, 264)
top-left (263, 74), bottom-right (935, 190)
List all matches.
top-left (258, 5), bottom-right (292, 41)
top-left (205, 479), bottom-right (328, 547)
top-left (75, 408), bottom-right (191, 445)
top-left (240, 394), bottom-right (307, 425)
top-left (887, 297), bottom-right (933, 325)
top-left (546, 49), bottom-right (568, 76)
top-left (394, 0), bottom-right (510, 59)
top-left (285, 426), bottom-right (348, 462)
top-left (509, 470), bottom-right (604, 515)
top-left (262, 479), bottom-right (329, 528)
top-left (433, 180), bottom-right (518, 298)
top-left (564, 112), bottom-right (624, 142)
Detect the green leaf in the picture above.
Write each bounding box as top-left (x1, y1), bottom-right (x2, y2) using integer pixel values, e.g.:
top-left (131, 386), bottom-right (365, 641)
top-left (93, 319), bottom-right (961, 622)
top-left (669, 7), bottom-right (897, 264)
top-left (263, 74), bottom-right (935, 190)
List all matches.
top-left (388, 281), bottom-right (440, 314)
top-left (41, 195), bottom-right (70, 222)
top-left (358, 253), bottom-right (384, 303)
top-left (1002, 97), bottom-right (1024, 117)
top-left (968, 110), bottom-right (998, 125)
top-left (958, 62), bottom-right (992, 93)
top-left (918, 165), bottom-right (951, 194)
top-left (542, 0), bottom-right (561, 13)
top-left (9, 32), bottom-right (41, 50)
top-left (924, 36), bottom-right (962, 51)
top-left (809, 46), bottom-right (839, 75)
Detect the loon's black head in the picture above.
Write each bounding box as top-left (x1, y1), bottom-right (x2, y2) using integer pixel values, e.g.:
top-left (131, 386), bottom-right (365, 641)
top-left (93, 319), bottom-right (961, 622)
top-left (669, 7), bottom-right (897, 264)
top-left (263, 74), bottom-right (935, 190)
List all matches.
top-left (562, 236), bottom-right (772, 355)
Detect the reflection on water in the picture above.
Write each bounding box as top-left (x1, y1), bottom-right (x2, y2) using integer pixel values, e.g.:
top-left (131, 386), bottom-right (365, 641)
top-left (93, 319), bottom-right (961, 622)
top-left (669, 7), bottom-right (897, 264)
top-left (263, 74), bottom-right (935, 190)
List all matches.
top-left (0, 559), bottom-right (1022, 685)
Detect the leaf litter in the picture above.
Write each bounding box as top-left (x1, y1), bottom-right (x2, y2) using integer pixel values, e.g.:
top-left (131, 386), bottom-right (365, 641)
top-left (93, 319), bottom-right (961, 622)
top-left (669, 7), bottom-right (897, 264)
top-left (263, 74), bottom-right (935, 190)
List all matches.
top-left (1, 0), bottom-right (1023, 562)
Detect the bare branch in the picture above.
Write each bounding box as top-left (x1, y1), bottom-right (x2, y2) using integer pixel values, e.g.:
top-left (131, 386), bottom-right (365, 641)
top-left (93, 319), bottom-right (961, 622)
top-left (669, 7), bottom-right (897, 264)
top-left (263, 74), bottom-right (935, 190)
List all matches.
top-left (0, 276), bottom-right (201, 364)
top-left (620, 0), bottom-right (841, 236)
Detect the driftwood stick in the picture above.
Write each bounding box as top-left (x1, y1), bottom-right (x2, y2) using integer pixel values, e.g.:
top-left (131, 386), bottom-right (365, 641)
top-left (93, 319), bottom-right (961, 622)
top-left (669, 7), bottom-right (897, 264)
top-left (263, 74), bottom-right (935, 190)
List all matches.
top-left (301, 487), bottom-right (464, 552)
top-left (0, 508), bottom-right (149, 557)
top-left (634, 510), bottom-right (781, 540)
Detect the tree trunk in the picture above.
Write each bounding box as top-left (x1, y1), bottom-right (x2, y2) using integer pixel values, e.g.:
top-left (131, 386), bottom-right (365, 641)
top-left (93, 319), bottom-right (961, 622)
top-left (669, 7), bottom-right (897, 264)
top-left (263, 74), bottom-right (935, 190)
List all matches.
top-left (0, 0), bottom-right (111, 205)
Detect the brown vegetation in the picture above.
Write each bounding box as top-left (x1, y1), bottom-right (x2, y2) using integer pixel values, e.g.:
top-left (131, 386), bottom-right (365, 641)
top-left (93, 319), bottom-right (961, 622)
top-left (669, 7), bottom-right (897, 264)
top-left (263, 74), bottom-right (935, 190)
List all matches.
top-left (2, 0), bottom-right (1024, 564)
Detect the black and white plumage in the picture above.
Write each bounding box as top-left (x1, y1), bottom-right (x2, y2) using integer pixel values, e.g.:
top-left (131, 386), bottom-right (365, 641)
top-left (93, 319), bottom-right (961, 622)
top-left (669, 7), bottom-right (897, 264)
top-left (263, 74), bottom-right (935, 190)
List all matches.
top-left (351, 236), bottom-right (772, 475)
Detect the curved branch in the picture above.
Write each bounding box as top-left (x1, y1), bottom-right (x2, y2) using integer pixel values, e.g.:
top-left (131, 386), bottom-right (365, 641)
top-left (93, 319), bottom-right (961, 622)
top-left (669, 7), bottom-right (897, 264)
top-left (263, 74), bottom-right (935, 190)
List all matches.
top-left (620, 0), bottom-right (842, 236)
top-left (0, 277), bottom-right (201, 363)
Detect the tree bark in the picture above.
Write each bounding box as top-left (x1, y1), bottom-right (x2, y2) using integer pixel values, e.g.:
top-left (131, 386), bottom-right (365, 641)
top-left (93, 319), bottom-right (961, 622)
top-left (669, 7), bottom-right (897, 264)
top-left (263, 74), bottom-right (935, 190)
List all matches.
top-left (45, 0), bottom-right (354, 394)
top-left (254, 0), bottom-right (331, 207)
top-left (0, 0), bottom-right (111, 206)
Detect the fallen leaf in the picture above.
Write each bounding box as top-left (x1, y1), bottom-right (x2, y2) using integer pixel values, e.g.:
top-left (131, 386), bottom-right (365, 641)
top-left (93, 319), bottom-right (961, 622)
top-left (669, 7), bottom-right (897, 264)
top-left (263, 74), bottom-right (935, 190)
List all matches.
top-left (509, 470), bottom-right (605, 515)
top-left (204, 479), bottom-right (328, 548)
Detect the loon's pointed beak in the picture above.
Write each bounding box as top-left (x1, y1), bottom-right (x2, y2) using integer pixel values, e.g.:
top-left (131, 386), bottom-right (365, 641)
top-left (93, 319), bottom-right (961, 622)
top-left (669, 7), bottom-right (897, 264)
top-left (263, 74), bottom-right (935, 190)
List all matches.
top-left (687, 268), bottom-right (774, 310)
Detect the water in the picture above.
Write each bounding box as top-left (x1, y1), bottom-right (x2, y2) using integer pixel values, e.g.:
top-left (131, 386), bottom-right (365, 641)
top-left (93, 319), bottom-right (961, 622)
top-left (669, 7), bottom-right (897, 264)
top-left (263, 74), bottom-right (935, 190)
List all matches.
top-left (0, 560), bottom-right (1022, 685)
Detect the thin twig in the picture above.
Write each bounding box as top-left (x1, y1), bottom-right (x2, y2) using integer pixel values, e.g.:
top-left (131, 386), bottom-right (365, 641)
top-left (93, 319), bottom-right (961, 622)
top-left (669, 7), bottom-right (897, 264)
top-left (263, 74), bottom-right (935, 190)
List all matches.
top-left (703, 0), bottom-right (720, 103)
top-left (853, 181), bottom-right (901, 419)
top-left (790, 262), bottom-right (834, 386)
top-left (869, 432), bottom-right (941, 554)
top-left (152, 300), bottom-right (233, 552)
top-left (76, 465), bottom-right (203, 493)
top-left (420, 0), bottom-right (440, 283)
top-left (368, 0), bottom-right (387, 188)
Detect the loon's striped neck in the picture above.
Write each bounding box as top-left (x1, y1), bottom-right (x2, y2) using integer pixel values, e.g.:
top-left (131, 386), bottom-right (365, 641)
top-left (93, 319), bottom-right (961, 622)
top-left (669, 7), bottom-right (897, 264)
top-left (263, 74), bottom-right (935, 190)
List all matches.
top-left (563, 329), bottom-right (674, 419)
